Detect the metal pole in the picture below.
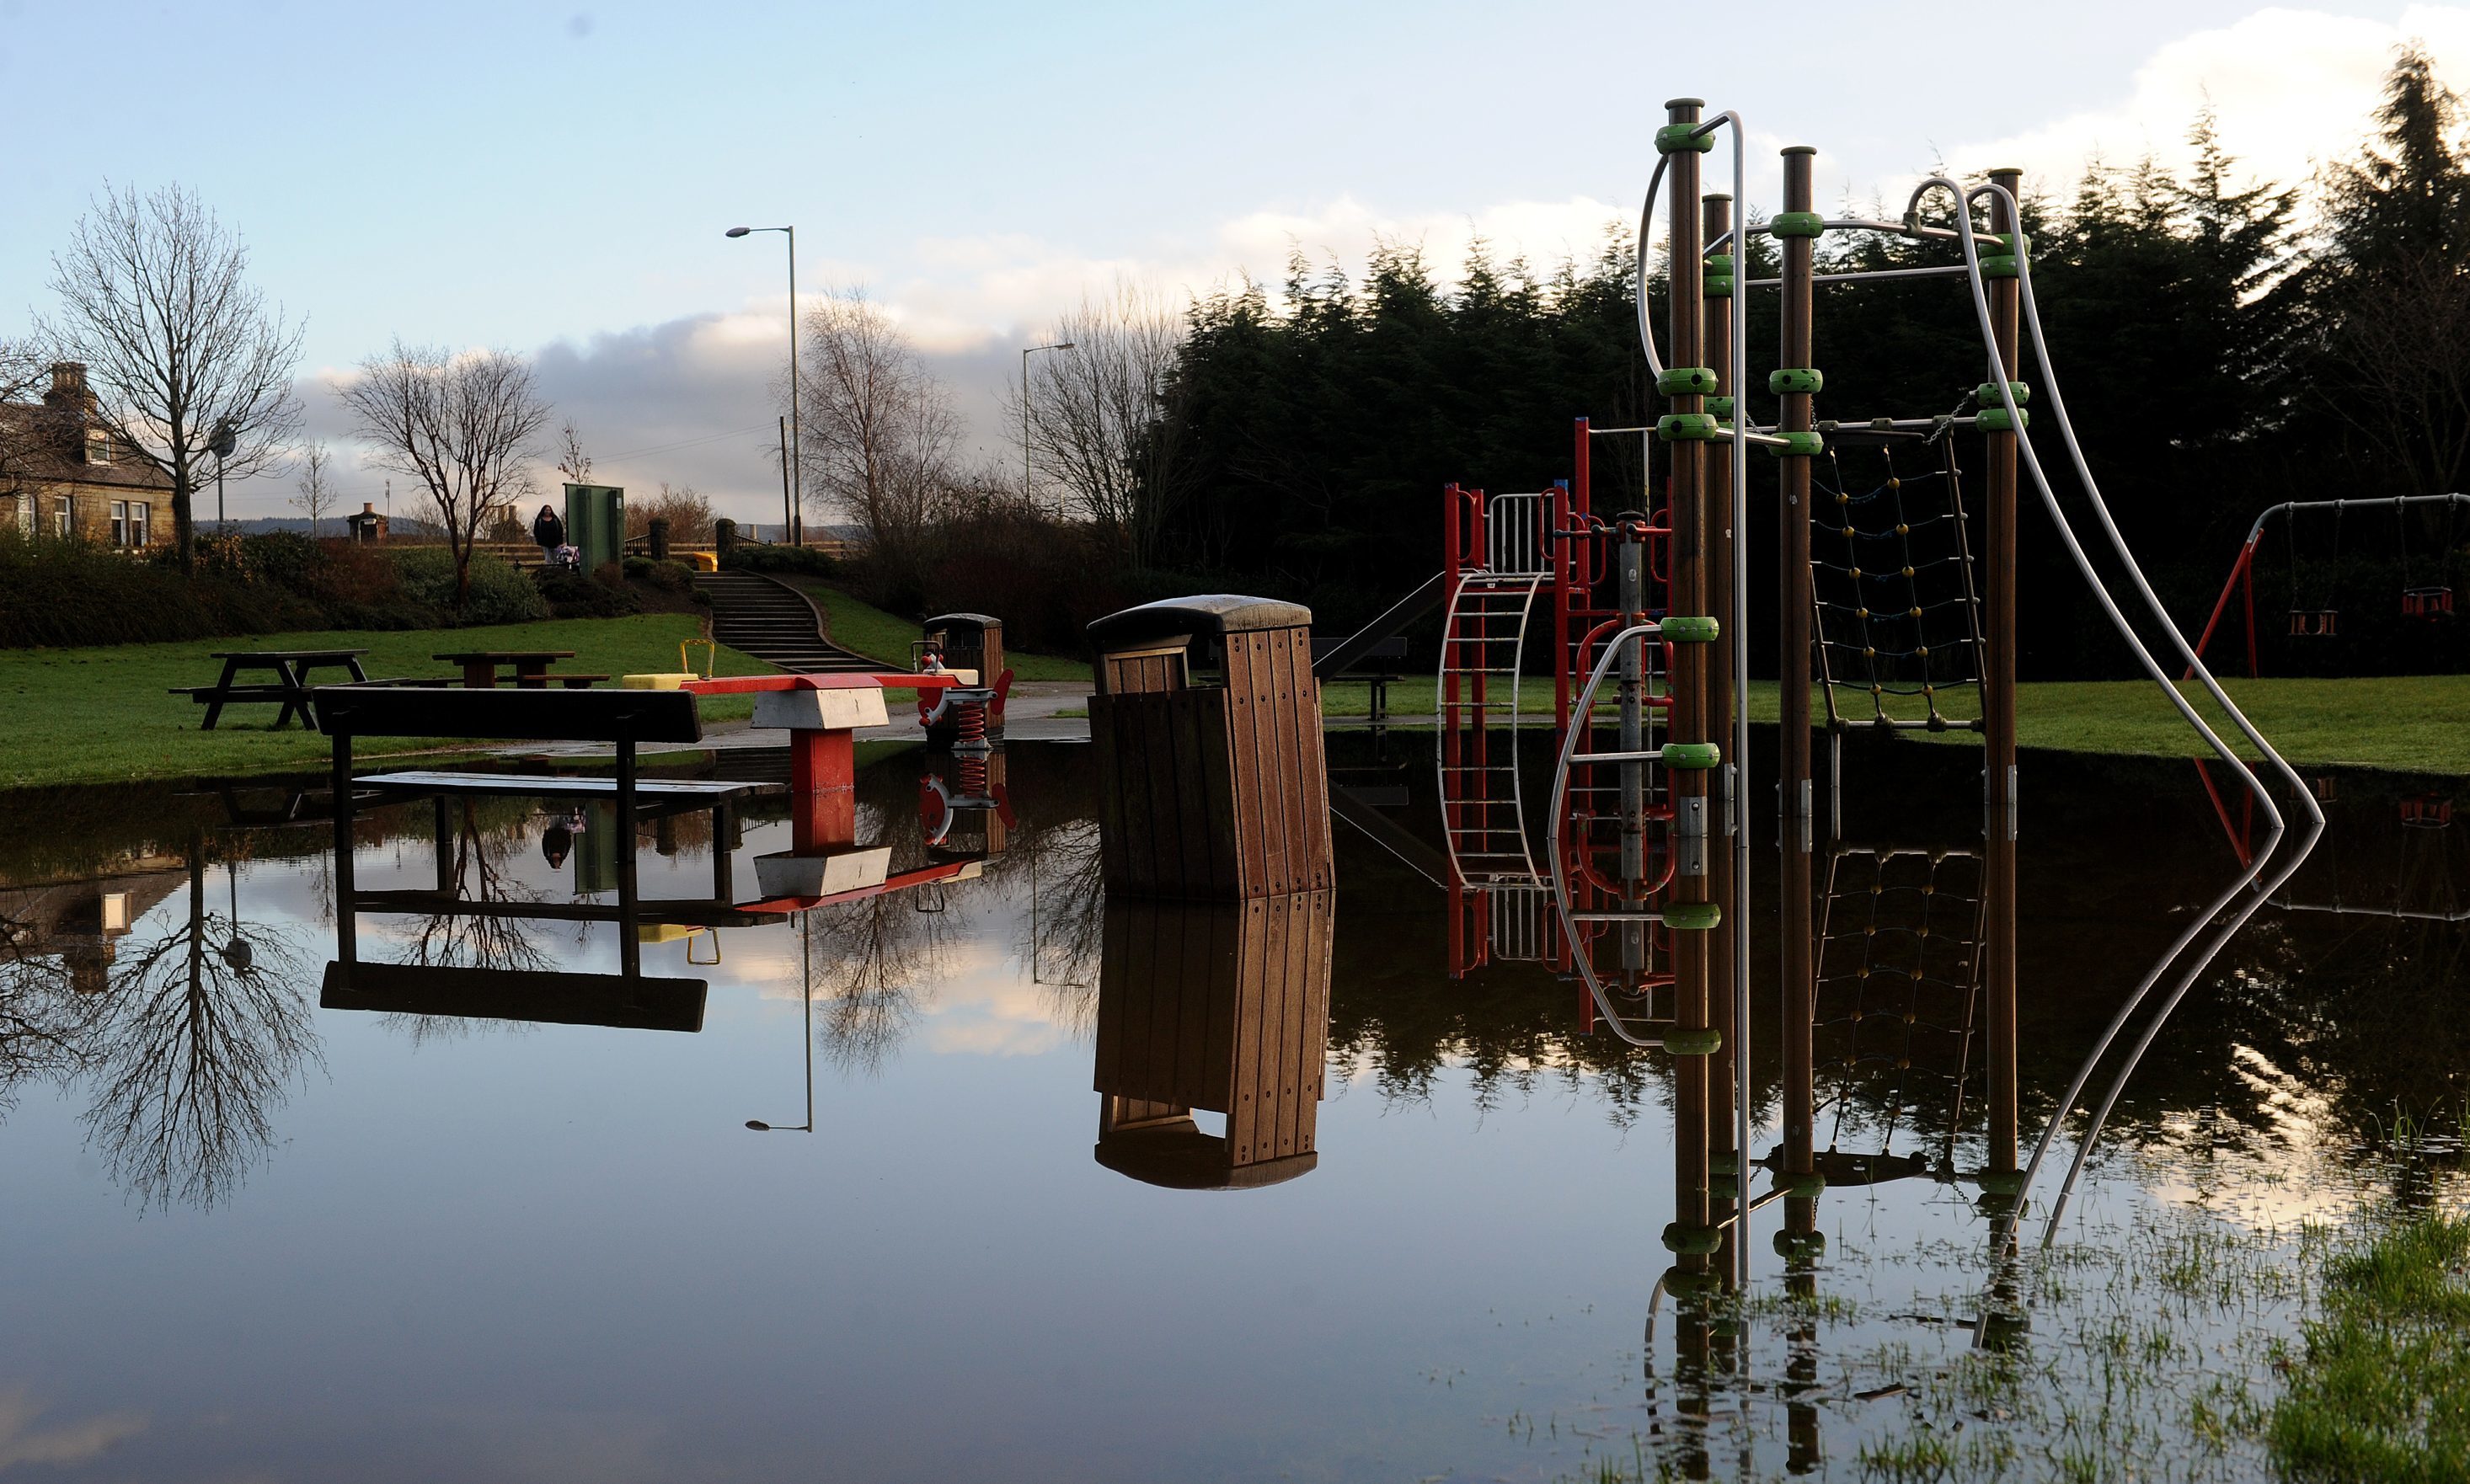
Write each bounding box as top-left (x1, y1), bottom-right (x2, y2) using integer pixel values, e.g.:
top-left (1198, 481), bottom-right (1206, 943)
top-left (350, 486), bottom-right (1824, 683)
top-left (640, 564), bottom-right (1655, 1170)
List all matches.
top-left (1984, 167), bottom-right (2023, 1177)
top-left (1663, 96), bottom-right (1712, 1274)
top-left (786, 226), bottom-right (802, 547)
top-left (1702, 189), bottom-right (1740, 1282)
top-left (1024, 346), bottom-right (1034, 513)
top-left (778, 416), bottom-right (794, 542)
top-left (1779, 145), bottom-right (1820, 1204)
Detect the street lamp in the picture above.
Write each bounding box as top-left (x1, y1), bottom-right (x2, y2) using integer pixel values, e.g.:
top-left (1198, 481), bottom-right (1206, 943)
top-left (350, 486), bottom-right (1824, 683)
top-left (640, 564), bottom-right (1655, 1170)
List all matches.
top-left (207, 418), bottom-right (237, 530)
top-left (727, 225), bottom-right (801, 547)
top-left (1022, 340), bottom-right (1073, 520)
top-left (746, 914), bottom-right (815, 1132)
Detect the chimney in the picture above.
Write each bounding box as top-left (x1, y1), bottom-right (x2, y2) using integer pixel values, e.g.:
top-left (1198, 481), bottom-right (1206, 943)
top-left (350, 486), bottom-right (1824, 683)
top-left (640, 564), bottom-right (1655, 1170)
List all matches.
top-left (44, 362), bottom-right (96, 416)
top-left (362, 502), bottom-right (376, 514)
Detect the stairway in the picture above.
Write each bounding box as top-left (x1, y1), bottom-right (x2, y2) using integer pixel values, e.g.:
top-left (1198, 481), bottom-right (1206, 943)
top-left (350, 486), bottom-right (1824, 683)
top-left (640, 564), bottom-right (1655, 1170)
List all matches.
top-left (695, 572), bottom-right (882, 675)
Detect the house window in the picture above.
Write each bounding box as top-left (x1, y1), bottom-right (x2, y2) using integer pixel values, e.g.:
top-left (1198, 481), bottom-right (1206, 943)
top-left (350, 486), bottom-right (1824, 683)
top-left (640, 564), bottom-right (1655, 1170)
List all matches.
top-left (130, 500), bottom-right (147, 547)
top-left (85, 430), bottom-right (111, 465)
top-left (52, 497), bottom-right (72, 538)
top-left (110, 500), bottom-right (150, 547)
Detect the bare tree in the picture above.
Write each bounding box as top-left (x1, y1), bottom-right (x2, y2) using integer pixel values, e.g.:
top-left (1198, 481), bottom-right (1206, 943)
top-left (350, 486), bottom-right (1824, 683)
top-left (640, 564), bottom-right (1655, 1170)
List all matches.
top-left (38, 184), bottom-right (303, 574)
top-left (0, 340), bottom-right (51, 531)
top-left (798, 287), bottom-right (961, 585)
top-left (555, 420), bottom-right (593, 485)
top-left (339, 341), bottom-right (552, 606)
top-left (1013, 280), bottom-right (1195, 566)
top-left (291, 440), bottom-right (334, 537)
top-left (79, 846), bottom-right (318, 1210)
top-left (2319, 254), bottom-right (2470, 499)
top-left (628, 482), bottom-right (716, 542)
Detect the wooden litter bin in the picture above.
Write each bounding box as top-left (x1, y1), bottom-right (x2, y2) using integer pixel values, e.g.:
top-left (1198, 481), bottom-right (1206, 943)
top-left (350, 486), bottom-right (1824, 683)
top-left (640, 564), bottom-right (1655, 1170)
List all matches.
top-left (1091, 890), bottom-right (1334, 1188)
top-left (1087, 595), bottom-right (1333, 900)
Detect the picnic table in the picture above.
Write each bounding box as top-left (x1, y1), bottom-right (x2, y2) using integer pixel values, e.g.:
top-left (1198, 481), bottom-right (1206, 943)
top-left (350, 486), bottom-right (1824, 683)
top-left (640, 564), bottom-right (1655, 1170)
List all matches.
top-left (172, 649), bottom-right (371, 731)
top-left (432, 649), bottom-right (590, 689)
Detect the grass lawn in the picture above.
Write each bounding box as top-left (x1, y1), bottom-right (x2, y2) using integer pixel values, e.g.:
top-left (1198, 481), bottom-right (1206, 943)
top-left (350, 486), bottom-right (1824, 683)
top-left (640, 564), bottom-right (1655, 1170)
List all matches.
top-left (1318, 673), bottom-right (2470, 775)
top-left (781, 578), bottom-right (1092, 681)
top-left (0, 616), bottom-right (776, 791)
top-left (2268, 1207), bottom-right (2470, 1478)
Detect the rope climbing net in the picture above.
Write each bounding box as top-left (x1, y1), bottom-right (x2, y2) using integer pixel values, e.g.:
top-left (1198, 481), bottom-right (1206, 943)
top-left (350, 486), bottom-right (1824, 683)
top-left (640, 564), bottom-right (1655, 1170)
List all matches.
top-left (1811, 846), bottom-right (1987, 1162)
top-left (1809, 427), bottom-right (1986, 732)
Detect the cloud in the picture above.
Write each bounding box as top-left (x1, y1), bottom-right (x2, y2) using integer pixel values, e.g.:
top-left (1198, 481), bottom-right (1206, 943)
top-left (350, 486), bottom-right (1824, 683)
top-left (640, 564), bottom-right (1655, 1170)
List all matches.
top-left (1938, 6), bottom-right (2470, 203)
top-left (0, 1388), bottom-right (147, 1470)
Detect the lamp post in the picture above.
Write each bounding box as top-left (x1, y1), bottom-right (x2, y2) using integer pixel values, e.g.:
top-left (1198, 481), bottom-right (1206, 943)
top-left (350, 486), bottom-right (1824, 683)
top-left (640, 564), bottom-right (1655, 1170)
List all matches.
top-left (727, 225), bottom-right (801, 547)
top-left (207, 418), bottom-right (237, 531)
top-left (746, 914), bottom-right (815, 1132)
top-left (1022, 340), bottom-right (1073, 519)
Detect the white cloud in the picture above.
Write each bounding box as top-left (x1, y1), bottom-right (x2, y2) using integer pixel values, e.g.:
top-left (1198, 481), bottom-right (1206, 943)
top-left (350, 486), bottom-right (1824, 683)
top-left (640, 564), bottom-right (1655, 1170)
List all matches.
top-left (1939, 6), bottom-right (2470, 203)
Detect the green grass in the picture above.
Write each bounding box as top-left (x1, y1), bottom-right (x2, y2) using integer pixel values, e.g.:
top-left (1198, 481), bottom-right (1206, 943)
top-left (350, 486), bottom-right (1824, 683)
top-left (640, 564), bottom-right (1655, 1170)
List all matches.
top-left (2268, 1209), bottom-right (2470, 1481)
top-left (0, 616), bottom-right (777, 791)
top-left (783, 579), bottom-right (1091, 681)
top-left (1319, 674), bottom-right (2470, 775)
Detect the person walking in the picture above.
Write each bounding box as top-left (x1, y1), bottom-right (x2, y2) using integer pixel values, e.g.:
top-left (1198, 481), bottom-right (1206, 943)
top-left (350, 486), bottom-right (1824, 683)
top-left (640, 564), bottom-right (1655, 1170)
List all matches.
top-left (532, 502), bottom-right (566, 559)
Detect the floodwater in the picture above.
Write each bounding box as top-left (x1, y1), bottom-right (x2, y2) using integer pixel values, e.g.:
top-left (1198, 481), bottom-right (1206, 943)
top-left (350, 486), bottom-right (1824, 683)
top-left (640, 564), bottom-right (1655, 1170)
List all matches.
top-left (0, 730), bottom-right (2460, 1481)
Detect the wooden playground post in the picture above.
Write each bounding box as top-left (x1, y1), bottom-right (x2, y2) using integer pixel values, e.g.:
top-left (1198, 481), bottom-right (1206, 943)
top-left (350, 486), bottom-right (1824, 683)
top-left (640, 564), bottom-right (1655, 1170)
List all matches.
top-left (1702, 188), bottom-right (1740, 1267)
top-left (1984, 166), bottom-right (2023, 1174)
top-left (1664, 96), bottom-right (1711, 1230)
top-left (1778, 145), bottom-right (1819, 1185)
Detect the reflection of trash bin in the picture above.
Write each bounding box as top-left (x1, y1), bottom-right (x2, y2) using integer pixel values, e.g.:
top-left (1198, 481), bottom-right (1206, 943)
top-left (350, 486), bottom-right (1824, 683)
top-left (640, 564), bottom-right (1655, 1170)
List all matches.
top-left (1092, 891), bottom-right (1333, 1188)
top-left (1086, 595), bottom-right (1333, 900)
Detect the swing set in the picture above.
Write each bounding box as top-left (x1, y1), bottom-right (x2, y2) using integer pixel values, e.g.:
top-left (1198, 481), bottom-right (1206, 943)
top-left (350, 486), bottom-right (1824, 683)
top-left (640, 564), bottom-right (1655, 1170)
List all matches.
top-left (2186, 494), bottom-right (2470, 675)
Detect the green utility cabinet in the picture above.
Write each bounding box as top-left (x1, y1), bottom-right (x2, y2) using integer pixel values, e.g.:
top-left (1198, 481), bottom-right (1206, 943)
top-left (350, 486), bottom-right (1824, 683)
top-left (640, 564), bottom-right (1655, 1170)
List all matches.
top-left (563, 483), bottom-right (626, 572)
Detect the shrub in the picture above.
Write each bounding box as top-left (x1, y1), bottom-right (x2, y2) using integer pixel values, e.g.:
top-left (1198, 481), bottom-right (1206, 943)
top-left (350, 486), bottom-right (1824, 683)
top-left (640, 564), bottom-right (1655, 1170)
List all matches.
top-left (536, 568), bottom-right (641, 618)
top-left (390, 547), bottom-right (551, 626)
top-left (0, 534), bottom-right (317, 647)
top-left (723, 543), bottom-right (842, 578)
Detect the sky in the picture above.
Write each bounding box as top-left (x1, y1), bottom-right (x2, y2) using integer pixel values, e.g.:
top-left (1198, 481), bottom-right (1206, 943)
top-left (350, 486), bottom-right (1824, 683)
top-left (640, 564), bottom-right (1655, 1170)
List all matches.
top-left (6, 1), bottom-right (2470, 526)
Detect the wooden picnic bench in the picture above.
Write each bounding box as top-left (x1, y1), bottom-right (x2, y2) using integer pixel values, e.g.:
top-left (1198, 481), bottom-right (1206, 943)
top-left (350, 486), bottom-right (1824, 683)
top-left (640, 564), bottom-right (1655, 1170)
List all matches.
top-left (432, 649), bottom-right (584, 689)
top-left (1310, 633), bottom-right (1408, 723)
top-left (170, 649), bottom-right (372, 731)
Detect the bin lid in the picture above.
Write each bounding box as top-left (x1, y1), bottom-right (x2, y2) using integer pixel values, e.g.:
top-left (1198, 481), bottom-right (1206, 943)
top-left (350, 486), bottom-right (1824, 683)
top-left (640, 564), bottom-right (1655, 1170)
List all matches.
top-left (1086, 595), bottom-right (1313, 652)
top-left (923, 612), bottom-right (1001, 631)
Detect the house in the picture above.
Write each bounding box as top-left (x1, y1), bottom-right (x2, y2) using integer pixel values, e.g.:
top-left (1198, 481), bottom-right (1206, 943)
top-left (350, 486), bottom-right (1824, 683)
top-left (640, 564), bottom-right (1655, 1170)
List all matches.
top-left (344, 501), bottom-right (388, 543)
top-left (0, 362), bottom-right (176, 548)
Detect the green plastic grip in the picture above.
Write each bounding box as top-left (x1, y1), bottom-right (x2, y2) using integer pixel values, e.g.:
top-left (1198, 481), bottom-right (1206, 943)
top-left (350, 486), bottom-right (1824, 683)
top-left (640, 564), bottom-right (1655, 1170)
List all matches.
top-left (1768, 430), bottom-right (1826, 457)
top-left (1769, 367), bottom-right (1824, 395)
top-left (1657, 413), bottom-right (1721, 441)
top-left (1776, 1170), bottom-right (1827, 1199)
top-left (1661, 901), bottom-right (1723, 932)
top-left (1703, 274), bottom-right (1733, 298)
top-left (1663, 1026), bottom-right (1724, 1056)
top-left (1656, 366), bottom-right (1719, 396)
top-left (1977, 254), bottom-right (2018, 279)
top-left (1660, 615), bottom-right (1720, 643)
top-left (1768, 211), bottom-right (1826, 238)
top-left (1663, 1221), bottom-right (1724, 1255)
top-left (1975, 380), bottom-right (2030, 408)
top-left (1976, 406), bottom-right (2029, 433)
top-left (1659, 743), bottom-right (1723, 771)
top-left (1772, 1230), bottom-right (1828, 1257)
top-left (1706, 395), bottom-right (1735, 419)
top-left (1655, 122), bottom-right (1714, 154)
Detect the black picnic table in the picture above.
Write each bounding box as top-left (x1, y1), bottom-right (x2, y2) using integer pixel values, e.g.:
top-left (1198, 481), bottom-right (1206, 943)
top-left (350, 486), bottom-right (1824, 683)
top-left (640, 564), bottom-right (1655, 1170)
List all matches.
top-left (174, 649), bottom-right (371, 731)
top-left (433, 649), bottom-right (581, 689)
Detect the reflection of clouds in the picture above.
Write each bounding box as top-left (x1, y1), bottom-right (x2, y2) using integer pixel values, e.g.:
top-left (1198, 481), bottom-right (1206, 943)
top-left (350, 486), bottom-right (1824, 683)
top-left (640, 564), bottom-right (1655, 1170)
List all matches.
top-left (918, 940), bottom-right (1077, 1057)
top-left (0, 1386), bottom-right (146, 1468)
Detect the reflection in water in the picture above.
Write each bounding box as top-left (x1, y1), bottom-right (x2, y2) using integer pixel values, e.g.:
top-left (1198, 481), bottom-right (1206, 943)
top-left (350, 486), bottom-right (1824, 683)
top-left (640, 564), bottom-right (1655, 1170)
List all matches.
top-left (1091, 892), bottom-right (1335, 1188)
top-left (79, 842), bottom-right (318, 1210)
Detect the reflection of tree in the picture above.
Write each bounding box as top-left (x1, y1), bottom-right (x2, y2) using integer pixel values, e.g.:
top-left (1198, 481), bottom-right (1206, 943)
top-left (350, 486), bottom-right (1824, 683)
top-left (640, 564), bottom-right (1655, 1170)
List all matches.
top-left (802, 892), bottom-right (966, 1076)
top-left (400, 803), bottom-right (551, 974)
top-left (1007, 818), bottom-right (1104, 1036)
top-left (0, 907), bottom-right (84, 1115)
top-left (79, 850), bottom-right (318, 1210)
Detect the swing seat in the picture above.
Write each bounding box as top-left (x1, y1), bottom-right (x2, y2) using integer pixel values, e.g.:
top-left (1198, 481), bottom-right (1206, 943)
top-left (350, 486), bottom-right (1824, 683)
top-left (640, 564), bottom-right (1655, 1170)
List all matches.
top-left (2288, 609), bottom-right (2339, 638)
top-left (2401, 796), bottom-right (2453, 829)
top-left (2403, 585), bottom-right (2454, 619)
